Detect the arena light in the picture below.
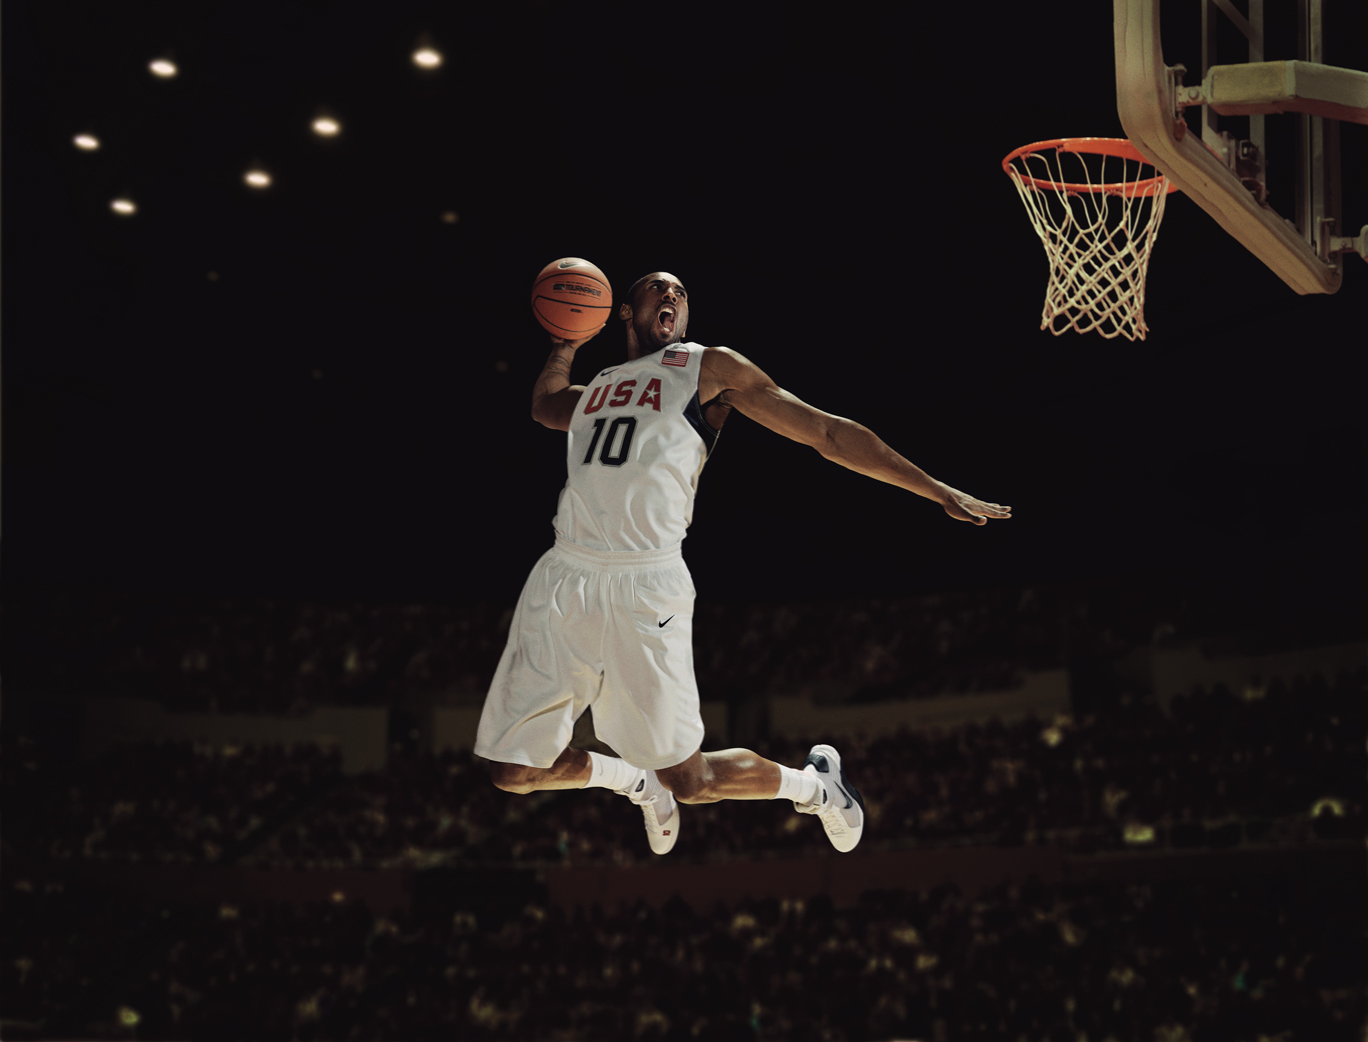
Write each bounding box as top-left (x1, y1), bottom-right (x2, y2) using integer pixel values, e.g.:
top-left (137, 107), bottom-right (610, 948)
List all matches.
top-left (149, 59), bottom-right (178, 78)
top-left (311, 117), bottom-right (340, 137)
top-left (73, 133), bottom-right (100, 151)
top-left (1122, 822), bottom-right (1156, 845)
top-left (412, 47), bottom-right (442, 68)
top-left (110, 198), bottom-right (137, 215)
top-left (244, 169), bottom-right (272, 188)
top-left (440, 211), bottom-right (459, 224)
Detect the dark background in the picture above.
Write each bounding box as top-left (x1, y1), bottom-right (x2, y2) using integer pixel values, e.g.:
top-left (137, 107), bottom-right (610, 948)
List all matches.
top-left (5, 0), bottom-right (1365, 615)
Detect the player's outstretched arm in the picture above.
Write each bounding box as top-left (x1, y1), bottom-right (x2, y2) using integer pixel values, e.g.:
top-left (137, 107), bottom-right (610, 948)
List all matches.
top-left (530, 327), bottom-right (603, 431)
top-left (701, 346), bottom-right (1011, 525)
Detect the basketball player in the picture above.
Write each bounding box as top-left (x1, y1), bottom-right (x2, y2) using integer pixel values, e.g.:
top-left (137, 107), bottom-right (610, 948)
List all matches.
top-left (475, 272), bottom-right (1010, 855)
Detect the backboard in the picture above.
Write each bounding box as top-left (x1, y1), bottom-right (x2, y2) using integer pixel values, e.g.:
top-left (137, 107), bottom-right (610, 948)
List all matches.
top-left (1114, 0), bottom-right (1367, 294)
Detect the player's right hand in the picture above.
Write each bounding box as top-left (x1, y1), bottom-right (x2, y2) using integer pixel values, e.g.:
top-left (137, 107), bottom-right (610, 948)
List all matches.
top-left (550, 323), bottom-right (606, 351)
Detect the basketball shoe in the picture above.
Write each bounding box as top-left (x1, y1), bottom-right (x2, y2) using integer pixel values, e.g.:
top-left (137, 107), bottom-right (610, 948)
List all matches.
top-left (622, 771), bottom-right (679, 855)
top-left (794, 744), bottom-right (864, 852)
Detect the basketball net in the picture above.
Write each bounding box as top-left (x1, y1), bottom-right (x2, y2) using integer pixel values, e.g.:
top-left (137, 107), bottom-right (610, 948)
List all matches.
top-left (1004, 138), bottom-right (1176, 342)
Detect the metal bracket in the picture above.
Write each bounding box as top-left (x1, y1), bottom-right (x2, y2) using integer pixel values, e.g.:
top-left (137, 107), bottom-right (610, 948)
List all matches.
top-left (1166, 64), bottom-right (1190, 138)
top-left (1233, 137), bottom-right (1266, 204)
top-left (1177, 83), bottom-right (1212, 108)
top-left (1171, 66), bottom-right (1267, 203)
top-left (1327, 224), bottom-right (1368, 261)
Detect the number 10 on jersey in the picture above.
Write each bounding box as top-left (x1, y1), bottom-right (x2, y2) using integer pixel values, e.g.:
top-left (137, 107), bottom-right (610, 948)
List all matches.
top-left (582, 417), bottom-right (636, 467)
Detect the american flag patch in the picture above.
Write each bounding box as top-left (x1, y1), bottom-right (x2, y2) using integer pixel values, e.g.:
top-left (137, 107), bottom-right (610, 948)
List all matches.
top-left (661, 348), bottom-right (688, 367)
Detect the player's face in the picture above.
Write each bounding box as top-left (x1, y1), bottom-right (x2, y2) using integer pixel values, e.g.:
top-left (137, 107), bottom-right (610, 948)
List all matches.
top-left (626, 273), bottom-right (689, 350)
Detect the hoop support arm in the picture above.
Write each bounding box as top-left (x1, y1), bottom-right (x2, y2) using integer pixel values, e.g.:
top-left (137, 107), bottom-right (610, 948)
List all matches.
top-left (1113, 0), bottom-right (1341, 295)
top-left (1178, 61), bottom-right (1368, 125)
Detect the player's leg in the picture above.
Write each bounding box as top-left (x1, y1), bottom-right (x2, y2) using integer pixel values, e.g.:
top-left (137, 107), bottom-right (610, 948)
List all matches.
top-left (476, 548), bottom-right (613, 790)
top-left (488, 747), bottom-right (590, 793)
top-left (656, 745), bottom-right (866, 852)
top-left (654, 747), bottom-right (782, 802)
top-left (585, 551), bottom-right (704, 855)
top-left (488, 745), bottom-right (648, 795)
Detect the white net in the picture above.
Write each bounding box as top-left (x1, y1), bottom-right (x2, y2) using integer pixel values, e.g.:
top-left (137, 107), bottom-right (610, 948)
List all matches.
top-left (1005, 141), bottom-right (1173, 341)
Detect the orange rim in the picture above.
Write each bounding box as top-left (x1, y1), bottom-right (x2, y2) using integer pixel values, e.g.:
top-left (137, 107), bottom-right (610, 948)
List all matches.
top-left (1003, 137), bottom-right (1178, 197)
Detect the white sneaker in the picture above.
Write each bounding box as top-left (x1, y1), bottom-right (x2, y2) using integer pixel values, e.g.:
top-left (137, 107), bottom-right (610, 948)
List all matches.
top-left (621, 771), bottom-right (680, 855)
top-left (794, 744), bottom-right (864, 852)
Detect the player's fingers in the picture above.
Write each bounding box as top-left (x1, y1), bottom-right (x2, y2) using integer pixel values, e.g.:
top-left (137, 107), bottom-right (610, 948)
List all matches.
top-left (967, 499), bottom-right (1009, 515)
top-left (957, 502), bottom-right (1012, 523)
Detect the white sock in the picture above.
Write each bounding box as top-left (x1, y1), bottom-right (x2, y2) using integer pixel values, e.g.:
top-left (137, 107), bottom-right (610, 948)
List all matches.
top-left (584, 751), bottom-right (646, 794)
top-left (775, 764), bottom-right (820, 804)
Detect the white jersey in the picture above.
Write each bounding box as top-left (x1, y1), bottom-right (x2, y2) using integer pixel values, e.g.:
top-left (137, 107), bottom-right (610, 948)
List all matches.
top-left (552, 342), bottom-right (719, 552)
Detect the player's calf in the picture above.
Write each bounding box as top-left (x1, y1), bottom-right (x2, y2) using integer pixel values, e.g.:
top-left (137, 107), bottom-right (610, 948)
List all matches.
top-left (654, 760), bottom-right (714, 804)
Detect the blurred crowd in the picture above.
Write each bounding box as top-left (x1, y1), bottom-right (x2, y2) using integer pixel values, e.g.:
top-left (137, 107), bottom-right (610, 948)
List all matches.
top-left (2, 873), bottom-right (1363, 1041)
top-left (2, 740), bottom-right (341, 866)
top-left (3, 577), bottom-right (1295, 713)
top-left (6, 670), bottom-right (1361, 871)
top-left (3, 577), bottom-right (1363, 1042)
top-left (4, 587), bottom-right (512, 712)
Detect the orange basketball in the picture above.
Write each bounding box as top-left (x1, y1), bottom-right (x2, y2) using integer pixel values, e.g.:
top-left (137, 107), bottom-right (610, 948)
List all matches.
top-left (530, 257), bottom-right (613, 340)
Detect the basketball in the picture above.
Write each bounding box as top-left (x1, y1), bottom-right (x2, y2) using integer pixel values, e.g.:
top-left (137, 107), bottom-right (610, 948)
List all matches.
top-left (530, 257), bottom-right (613, 340)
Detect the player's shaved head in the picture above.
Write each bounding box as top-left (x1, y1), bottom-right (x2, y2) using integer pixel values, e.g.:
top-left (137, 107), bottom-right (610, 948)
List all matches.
top-left (626, 274), bottom-right (653, 309)
top-left (624, 272), bottom-right (687, 313)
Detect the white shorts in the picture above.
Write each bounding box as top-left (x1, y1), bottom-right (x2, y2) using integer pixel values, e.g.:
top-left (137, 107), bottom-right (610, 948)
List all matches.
top-left (474, 538), bottom-right (705, 771)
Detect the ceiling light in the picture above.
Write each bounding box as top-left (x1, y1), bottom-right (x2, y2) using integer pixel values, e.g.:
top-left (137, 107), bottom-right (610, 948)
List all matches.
top-left (312, 117), bottom-right (340, 137)
top-left (412, 48), bottom-right (442, 68)
top-left (244, 170), bottom-right (272, 188)
top-left (111, 198), bottom-right (137, 215)
top-left (149, 59), bottom-right (178, 78)
top-left (74, 134), bottom-right (100, 151)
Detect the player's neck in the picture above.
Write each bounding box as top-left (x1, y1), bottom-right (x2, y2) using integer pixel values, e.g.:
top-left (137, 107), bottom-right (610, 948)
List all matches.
top-left (626, 335), bottom-right (682, 362)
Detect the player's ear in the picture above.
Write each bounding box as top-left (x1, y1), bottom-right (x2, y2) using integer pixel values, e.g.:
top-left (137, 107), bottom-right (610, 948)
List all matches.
top-left (618, 301), bottom-right (633, 322)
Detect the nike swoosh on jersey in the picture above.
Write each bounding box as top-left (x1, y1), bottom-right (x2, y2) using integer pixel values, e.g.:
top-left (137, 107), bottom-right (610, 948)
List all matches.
top-left (658, 615), bottom-right (675, 628)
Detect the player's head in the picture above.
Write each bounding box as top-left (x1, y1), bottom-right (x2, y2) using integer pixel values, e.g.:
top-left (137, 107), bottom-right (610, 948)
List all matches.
top-left (620, 271), bottom-right (689, 354)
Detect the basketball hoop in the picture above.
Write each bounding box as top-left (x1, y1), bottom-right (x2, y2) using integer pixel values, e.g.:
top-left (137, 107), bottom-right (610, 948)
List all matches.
top-left (1004, 138), bottom-right (1178, 341)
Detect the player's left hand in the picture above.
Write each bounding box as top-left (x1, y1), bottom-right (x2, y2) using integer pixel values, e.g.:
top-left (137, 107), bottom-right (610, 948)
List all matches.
top-left (941, 487), bottom-right (1012, 525)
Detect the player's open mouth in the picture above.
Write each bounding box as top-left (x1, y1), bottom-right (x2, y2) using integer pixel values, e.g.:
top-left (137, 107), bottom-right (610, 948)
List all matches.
top-left (658, 308), bottom-right (675, 332)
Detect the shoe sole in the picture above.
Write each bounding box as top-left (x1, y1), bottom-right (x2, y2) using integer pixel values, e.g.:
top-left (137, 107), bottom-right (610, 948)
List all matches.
top-left (805, 744), bottom-right (865, 852)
